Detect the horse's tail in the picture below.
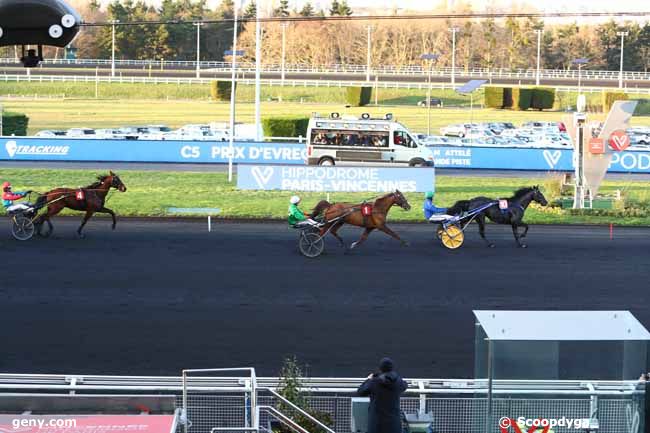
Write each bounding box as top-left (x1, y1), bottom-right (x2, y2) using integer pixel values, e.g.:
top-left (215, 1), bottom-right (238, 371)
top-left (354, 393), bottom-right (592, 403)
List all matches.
top-left (447, 199), bottom-right (471, 216)
top-left (312, 200), bottom-right (331, 217)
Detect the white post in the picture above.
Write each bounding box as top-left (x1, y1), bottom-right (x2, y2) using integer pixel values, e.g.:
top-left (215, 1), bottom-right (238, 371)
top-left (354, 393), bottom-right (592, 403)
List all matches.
top-left (578, 64), bottom-right (582, 96)
top-left (617, 31), bottom-right (628, 90)
top-left (254, 0), bottom-right (262, 141)
top-left (95, 66), bottom-right (99, 98)
top-left (427, 62), bottom-right (432, 135)
top-left (228, 1), bottom-right (240, 183)
top-left (449, 27), bottom-right (459, 87)
top-left (535, 29), bottom-right (543, 86)
top-left (366, 25), bottom-right (372, 82)
top-left (281, 22), bottom-right (288, 84)
top-left (195, 22), bottom-right (204, 79)
top-left (110, 20), bottom-right (118, 78)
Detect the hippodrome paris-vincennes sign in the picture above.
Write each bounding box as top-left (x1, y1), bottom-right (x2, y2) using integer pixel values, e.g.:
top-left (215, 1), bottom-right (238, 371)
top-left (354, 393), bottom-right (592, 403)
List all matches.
top-left (237, 165), bottom-right (435, 193)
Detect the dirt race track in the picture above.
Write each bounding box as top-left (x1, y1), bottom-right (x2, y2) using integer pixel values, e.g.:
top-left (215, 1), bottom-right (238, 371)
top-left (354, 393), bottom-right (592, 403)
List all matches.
top-left (0, 218), bottom-right (649, 378)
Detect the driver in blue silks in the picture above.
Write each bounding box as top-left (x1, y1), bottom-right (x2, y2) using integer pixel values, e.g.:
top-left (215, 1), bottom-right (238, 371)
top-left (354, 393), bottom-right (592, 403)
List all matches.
top-left (423, 191), bottom-right (452, 221)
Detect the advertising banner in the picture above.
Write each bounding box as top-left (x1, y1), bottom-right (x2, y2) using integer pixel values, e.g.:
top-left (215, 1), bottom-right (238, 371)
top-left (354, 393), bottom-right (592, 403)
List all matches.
top-left (237, 165), bottom-right (435, 192)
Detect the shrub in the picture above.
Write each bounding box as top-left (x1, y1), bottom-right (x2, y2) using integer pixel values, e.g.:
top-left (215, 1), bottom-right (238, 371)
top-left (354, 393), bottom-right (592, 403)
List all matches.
top-left (502, 87), bottom-right (513, 109)
top-left (2, 112), bottom-right (29, 136)
top-left (262, 117), bottom-right (309, 137)
top-left (484, 87), bottom-right (506, 108)
top-left (531, 87), bottom-right (555, 110)
top-left (511, 87), bottom-right (533, 111)
top-left (602, 91), bottom-right (628, 113)
top-left (633, 99), bottom-right (650, 116)
top-left (210, 80), bottom-right (235, 102)
top-left (345, 86), bottom-right (372, 106)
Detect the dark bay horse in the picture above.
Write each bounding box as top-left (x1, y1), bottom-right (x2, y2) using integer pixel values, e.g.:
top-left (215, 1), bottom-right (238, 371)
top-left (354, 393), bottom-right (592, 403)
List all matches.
top-left (446, 186), bottom-right (548, 248)
top-left (311, 190), bottom-right (411, 250)
top-left (35, 171), bottom-right (127, 237)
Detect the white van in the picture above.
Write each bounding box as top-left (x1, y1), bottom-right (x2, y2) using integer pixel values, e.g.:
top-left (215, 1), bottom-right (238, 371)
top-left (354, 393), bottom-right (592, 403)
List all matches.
top-left (306, 113), bottom-right (434, 167)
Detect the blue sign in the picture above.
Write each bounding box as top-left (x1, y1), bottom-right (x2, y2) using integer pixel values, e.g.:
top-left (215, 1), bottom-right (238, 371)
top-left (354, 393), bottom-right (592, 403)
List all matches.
top-left (0, 137), bottom-right (307, 164)
top-left (431, 146), bottom-right (650, 173)
top-left (238, 165), bottom-right (435, 192)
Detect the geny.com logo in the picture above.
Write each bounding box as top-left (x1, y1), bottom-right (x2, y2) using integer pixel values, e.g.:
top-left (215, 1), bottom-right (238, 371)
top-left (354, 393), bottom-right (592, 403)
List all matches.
top-left (499, 416), bottom-right (590, 433)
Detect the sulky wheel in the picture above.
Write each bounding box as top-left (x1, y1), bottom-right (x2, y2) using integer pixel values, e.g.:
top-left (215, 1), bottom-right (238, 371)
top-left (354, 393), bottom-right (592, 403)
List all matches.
top-left (436, 224), bottom-right (444, 240)
top-left (440, 224), bottom-right (464, 249)
top-left (299, 231), bottom-right (325, 258)
top-left (11, 215), bottom-right (35, 241)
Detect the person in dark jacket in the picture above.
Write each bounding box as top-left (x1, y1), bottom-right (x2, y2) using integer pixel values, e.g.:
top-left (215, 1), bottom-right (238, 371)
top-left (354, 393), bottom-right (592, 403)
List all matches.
top-left (357, 358), bottom-right (408, 433)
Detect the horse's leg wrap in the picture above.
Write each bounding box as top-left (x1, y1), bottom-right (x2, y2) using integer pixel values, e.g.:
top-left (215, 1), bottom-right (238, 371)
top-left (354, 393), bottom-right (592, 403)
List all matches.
top-left (350, 228), bottom-right (373, 250)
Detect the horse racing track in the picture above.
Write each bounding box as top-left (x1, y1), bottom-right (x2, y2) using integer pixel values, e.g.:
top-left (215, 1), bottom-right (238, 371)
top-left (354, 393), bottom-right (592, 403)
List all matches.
top-left (0, 218), bottom-right (649, 378)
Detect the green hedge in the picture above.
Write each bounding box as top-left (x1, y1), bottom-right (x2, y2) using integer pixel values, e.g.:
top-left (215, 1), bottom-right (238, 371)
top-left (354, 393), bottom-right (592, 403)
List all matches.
top-left (633, 99), bottom-right (650, 116)
top-left (485, 87), bottom-right (505, 108)
top-left (210, 80), bottom-right (236, 102)
top-left (345, 86), bottom-right (372, 107)
top-left (503, 87), bottom-right (513, 109)
top-left (531, 87), bottom-right (555, 110)
top-left (2, 112), bottom-right (29, 136)
top-left (602, 91), bottom-right (628, 113)
top-left (511, 87), bottom-right (533, 111)
top-left (262, 117), bottom-right (309, 137)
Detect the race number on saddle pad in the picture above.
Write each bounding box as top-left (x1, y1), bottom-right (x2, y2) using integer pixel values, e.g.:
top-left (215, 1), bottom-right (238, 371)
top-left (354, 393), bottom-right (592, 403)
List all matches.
top-left (498, 199), bottom-right (508, 210)
top-left (76, 190), bottom-right (85, 201)
top-left (361, 204), bottom-right (373, 216)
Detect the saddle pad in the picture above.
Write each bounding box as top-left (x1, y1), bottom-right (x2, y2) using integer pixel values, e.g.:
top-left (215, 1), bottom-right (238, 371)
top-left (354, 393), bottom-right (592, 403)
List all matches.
top-left (76, 190), bottom-right (85, 201)
top-left (498, 199), bottom-right (508, 210)
top-left (361, 203), bottom-right (373, 216)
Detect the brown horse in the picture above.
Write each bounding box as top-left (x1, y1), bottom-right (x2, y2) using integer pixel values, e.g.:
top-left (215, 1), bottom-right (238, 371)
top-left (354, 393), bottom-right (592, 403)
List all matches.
top-left (311, 190), bottom-right (411, 250)
top-left (35, 171), bottom-right (127, 237)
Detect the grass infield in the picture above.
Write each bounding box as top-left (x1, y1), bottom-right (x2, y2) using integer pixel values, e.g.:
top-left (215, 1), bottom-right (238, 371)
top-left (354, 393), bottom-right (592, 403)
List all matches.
top-left (2, 168), bottom-right (649, 226)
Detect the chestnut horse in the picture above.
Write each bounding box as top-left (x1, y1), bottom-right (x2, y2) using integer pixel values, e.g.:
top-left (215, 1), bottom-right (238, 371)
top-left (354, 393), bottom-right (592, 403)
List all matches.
top-left (311, 190), bottom-right (411, 250)
top-left (35, 171), bottom-right (127, 237)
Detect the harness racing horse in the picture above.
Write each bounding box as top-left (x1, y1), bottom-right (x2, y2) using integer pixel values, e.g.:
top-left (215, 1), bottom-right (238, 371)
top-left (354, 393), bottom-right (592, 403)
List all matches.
top-left (311, 190), bottom-right (412, 250)
top-left (446, 186), bottom-right (548, 248)
top-left (35, 171), bottom-right (127, 237)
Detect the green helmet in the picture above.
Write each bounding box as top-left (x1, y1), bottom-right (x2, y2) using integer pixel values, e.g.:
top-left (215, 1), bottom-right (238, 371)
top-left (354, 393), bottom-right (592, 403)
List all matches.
top-left (425, 191), bottom-right (434, 199)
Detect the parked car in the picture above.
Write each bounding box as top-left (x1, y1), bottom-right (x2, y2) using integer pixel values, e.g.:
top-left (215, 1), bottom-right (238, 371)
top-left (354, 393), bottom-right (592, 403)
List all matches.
top-left (417, 98), bottom-right (442, 107)
top-left (440, 123), bottom-right (476, 137)
top-left (66, 128), bottom-right (97, 138)
top-left (34, 130), bottom-right (66, 138)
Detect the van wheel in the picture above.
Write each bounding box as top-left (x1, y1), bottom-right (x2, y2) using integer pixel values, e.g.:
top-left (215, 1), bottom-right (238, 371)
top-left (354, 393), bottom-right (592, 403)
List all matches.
top-left (318, 157), bottom-right (335, 166)
top-left (409, 158), bottom-right (426, 167)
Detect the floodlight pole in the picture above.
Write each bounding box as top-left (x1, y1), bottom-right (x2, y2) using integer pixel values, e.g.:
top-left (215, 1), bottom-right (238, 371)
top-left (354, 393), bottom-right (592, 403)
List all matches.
top-left (110, 20), bottom-right (119, 78)
top-left (366, 25), bottom-right (372, 82)
top-left (281, 22), bottom-right (288, 84)
top-left (254, 0), bottom-right (262, 141)
top-left (449, 27), bottom-right (459, 87)
top-left (228, 1), bottom-right (241, 183)
top-left (617, 31), bottom-right (629, 89)
top-left (427, 62), bottom-right (432, 135)
top-left (194, 22), bottom-right (204, 79)
top-left (535, 29), bottom-right (543, 86)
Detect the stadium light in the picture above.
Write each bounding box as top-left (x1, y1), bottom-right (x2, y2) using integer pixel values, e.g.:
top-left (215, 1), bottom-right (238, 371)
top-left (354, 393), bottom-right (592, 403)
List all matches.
top-left (572, 58), bottom-right (589, 97)
top-left (110, 20), bottom-right (119, 77)
top-left (228, 0), bottom-right (243, 183)
top-left (534, 29), bottom-right (543, 85)
top-left (448, 27), bottom-right (459, 86)
top-left (420, 53), bottom-right (440, 136)
top-left (194, 22), bottom-right (204, 79)
top-left (281, 22), bottom-right (289, 84)
top-left (616, 31), bottom-right (629, 89)
top-left (254, 0), bottom-right (262, 141)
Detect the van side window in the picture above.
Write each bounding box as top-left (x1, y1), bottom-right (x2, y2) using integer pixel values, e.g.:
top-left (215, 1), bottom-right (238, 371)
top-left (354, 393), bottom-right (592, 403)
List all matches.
top-left (393, 131), bottom-right (416, 148)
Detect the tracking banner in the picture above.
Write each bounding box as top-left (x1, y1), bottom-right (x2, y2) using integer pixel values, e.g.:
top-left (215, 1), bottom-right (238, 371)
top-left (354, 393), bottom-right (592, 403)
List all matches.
top-left (237, 165), bottom-right (435, 192)
top-left (1, 137), bottom-right (307, 164)
top-left (3, 137), bottom-right (650, 173)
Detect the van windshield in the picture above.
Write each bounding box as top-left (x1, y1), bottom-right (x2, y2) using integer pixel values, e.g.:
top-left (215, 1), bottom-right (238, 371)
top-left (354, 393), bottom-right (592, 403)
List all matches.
top-left (310, 129), bottom-right (389, 148)
top-left (393, 131), bottom-right (417, 148)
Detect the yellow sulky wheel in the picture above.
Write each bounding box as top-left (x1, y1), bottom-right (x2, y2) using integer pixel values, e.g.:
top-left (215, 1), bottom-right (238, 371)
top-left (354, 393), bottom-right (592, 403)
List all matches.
top-left (440, 224), bottom-right (464, 249)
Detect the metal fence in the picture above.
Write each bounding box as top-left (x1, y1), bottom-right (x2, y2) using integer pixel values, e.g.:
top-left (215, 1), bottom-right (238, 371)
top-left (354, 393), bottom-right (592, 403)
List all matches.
top-left (0, 374), bottom-right (644, 433)
top-left (2, 74), bottom-right (650, 94)
top-left (1, 58), bottom-right (649, 81)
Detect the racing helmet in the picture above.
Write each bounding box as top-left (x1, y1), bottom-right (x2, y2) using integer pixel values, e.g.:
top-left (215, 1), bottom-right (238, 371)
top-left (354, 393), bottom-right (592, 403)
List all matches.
top-left (425, 191), bottom-right (434, 199)
top-left (2, 181), bottom-right (11, 190)
top-left (290, 195), bottom-right (301, 204)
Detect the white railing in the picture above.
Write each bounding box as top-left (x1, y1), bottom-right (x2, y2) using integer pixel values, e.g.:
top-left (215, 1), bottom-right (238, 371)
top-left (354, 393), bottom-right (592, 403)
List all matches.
top-left (1, 58), bottom-right (649, 81)
top-left (1, 74), bottom-right (650, 94)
